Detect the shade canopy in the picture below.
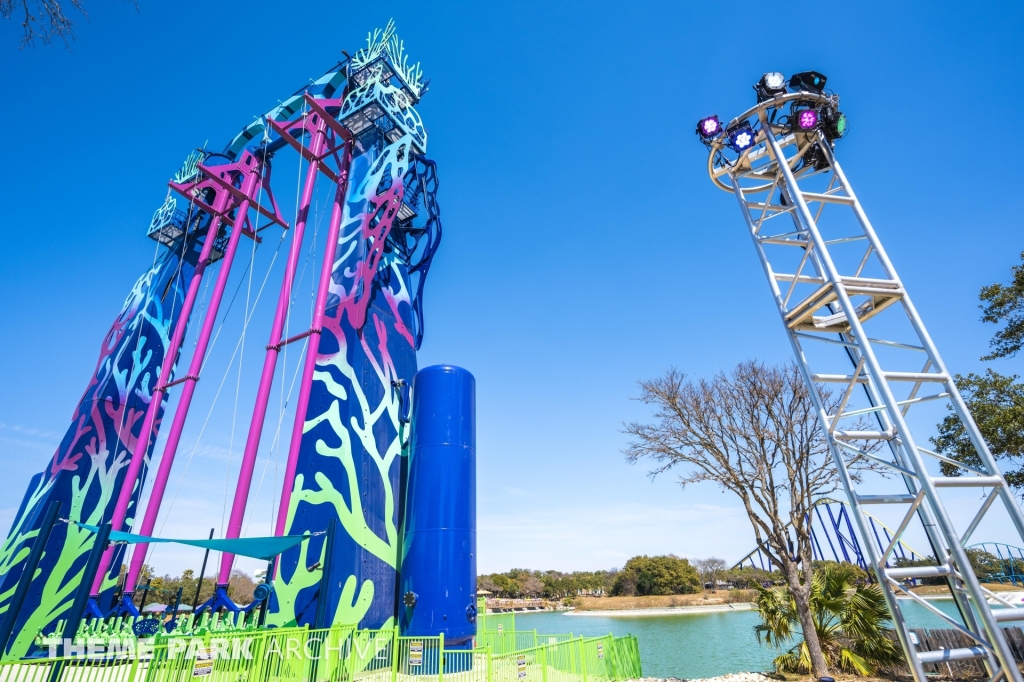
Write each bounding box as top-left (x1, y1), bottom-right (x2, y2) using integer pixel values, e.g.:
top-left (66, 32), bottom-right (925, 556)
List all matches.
top-left (78, 524), bottom-right (310, 562)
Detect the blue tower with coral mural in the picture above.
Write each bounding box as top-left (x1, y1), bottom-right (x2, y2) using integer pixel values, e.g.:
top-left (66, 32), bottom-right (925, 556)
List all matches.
top-left (0, 21), bottom-right (471, 656)
top-left (269, 21), bottom-right (444, 631)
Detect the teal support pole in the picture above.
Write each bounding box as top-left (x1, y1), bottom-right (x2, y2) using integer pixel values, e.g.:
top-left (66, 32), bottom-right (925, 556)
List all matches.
top-left (314, 519), bottom-right (336, 629)
top-left (191, 528), bottom-right (214, 611)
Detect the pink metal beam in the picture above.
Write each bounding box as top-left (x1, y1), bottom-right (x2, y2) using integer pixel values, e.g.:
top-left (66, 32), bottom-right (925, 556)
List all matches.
top-left (199, 162), bottom-right (290, 230)
top-left (267, 96), bottom-right (346, 183)
top-left (89, 186), bottom-right (233, 596)
top-left (216, 119), bottom-right (330, 584)
top-left (274, 140), bottom-right (353, 544)
top-left (117, 153), bottom-right (265, 594)
top-left (268, 118), bottom-right (338, 183)
top-left (303, 94), bottom-right (351, 141)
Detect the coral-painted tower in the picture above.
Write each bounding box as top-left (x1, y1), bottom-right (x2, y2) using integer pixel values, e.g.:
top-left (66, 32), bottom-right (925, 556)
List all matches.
top-left (0, 20), bottom-right (451, 657)
top-left (268, 24), bottom-right (440, 630)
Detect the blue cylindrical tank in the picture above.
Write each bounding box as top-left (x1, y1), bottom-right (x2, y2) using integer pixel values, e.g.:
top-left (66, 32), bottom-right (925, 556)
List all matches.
top-left (399, 365), bottom-right (476, 652)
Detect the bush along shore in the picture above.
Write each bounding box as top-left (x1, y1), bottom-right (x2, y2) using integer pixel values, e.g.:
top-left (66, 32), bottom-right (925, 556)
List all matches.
top-left (570, 592), bottom-right (756, 612)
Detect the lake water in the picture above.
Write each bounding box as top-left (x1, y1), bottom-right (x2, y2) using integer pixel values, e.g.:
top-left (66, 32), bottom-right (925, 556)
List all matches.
top-left (515, 599), bottom-right (976, 679)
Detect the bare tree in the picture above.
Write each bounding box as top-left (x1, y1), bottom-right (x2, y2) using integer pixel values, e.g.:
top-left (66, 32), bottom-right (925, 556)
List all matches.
top-left (2, 0), bottom-right (135, 48)
top-left (693, 557), bottom-right (727, 592)
top-left (692, 558), bottom-right (710, 592)
top-left (520, 574), bottom-right (545, 598)
top-left (2, 0), bottom-right (82, 47)
top-left (706, 557), bottom-right (727, 591)
top-left (228, 568), bottom-right (256, 604)
top-left (623, 361), bottom-right (878, 678)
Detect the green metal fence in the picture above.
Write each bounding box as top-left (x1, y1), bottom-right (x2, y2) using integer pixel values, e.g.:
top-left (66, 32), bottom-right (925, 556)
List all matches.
top-left (489, 636), bottom-right (640, 682)
top-left (0, 625), bottom-right (640, 682)
top-left (477, 613), bottom-right (515, 637)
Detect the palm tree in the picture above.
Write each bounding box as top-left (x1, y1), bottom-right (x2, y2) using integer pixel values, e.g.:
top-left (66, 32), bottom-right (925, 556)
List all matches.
top-left (754, 563), bottom-right (903, 675)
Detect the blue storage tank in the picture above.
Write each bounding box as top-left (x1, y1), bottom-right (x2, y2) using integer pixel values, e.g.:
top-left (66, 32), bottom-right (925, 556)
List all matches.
top-left (399, 365), bottom-right (477, 652)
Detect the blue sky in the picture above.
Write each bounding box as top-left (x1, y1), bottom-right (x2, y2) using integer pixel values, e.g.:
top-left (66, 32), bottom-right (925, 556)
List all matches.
top-left (1, 0), bottom-right (1022, 578)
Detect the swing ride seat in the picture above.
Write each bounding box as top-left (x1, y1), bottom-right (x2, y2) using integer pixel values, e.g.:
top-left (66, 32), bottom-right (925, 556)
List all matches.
top-left (105, 593), bottom-right (141, 619)
top-left (193, 585), bottom-right (263, 618)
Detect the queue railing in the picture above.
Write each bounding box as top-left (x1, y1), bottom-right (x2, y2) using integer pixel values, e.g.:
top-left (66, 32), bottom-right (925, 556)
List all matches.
top-left (0, 626), bottom-right (640, 682)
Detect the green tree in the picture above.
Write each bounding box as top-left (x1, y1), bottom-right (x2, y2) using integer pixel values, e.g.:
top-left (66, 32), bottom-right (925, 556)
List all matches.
top-left (966, 548), bottom-right (1002, 582)
top-left (610, 555), bottom-right (701, 596)
top-left (810, 560), bottom-right (868, 583)
top-left (128, 566), bottom-right (244, 610)
top-left (892, 549), bottom-right (1003, 587)
top-left (723, 566), bottom-right (781, 590)
top-left (933, 370), bottom-right (1024, 489)
top-left (892, 555), bottom-right (943, 585)
top-left (755, 563), bottom-right (902, 675)
top-left (980, 251), bottom-right (1024, 360)
top-left (934, 253), bottom-right (1024, 493)
top-left (491, 574), bottom-right (522, 598)
top-left (479, 568), bottom-right (618, 598)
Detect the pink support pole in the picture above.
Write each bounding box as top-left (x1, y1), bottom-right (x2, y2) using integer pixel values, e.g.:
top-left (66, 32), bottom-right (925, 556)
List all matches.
top-left (215, 126), bottom-right (328, 584)
top-left (118, 162), bottom-right (264, 594)
top-left (90, 194), bottom-right (231, 596)
top-left (274, 142), bottom-right (353, 547)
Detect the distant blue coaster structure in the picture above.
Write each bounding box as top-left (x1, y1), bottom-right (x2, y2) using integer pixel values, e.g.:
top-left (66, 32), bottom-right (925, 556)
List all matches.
top-left (733, 498), bottom-right (925, 572)
top-left (967, 542), bottom-right (1024, 587)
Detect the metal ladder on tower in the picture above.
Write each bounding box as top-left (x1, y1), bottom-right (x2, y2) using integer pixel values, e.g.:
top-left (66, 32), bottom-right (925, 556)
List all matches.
top-left (700, 86), bottom-right (1024, 682)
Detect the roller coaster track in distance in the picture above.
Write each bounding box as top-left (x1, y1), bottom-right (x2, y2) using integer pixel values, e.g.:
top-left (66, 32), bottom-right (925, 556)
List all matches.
top-left (968, 542), bottom-right (1024, 587)
top-left (732, 498), bottom-right (926, 572)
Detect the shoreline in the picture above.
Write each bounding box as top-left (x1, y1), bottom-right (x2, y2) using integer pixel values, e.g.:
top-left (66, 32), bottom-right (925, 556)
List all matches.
top-left (895, 590), bottom-right (1024, 603)
top-left (566, 603), bottom-right (755, 617)
top-left (557, 590), bottom-right (1024, 617)
top-left (629, 673), bottom-right (771, 682)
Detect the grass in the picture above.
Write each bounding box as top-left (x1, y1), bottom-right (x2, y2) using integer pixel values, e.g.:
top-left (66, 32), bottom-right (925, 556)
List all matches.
top-left (572, 591), bottom-right (756, 611)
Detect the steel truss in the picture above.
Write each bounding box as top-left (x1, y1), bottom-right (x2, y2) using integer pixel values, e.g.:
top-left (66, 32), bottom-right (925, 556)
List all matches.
top-left (704, 91), bottom-right (1024, 682)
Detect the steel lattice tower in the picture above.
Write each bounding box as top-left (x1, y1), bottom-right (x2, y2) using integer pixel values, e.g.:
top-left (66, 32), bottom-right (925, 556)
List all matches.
top-left (701, 82), bottom-right (1024, 682)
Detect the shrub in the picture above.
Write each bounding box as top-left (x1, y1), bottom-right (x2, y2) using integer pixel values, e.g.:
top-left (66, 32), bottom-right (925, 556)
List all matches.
top-left (755, 563), bottom-right (902, 675)
top-left (610, 555), bottom-right (702, 596)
